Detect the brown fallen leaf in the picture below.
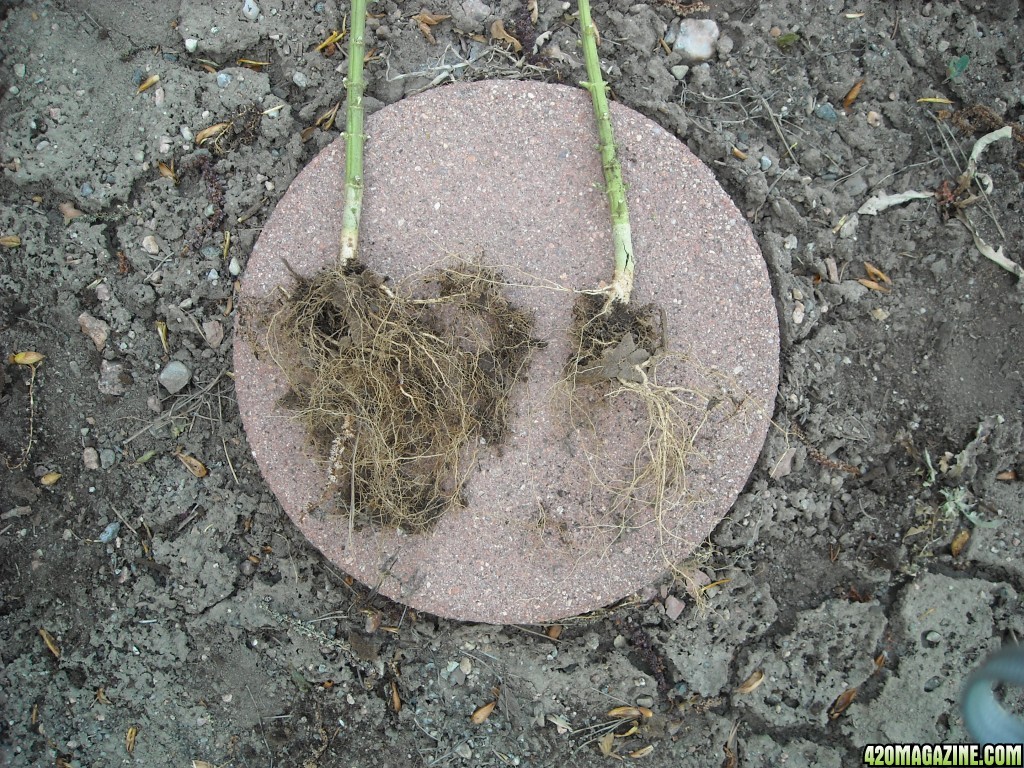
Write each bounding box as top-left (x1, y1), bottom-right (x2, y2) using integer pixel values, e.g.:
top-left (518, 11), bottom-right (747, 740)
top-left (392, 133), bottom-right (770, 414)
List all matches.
top-left (951, 529), bottom-right (970, 557)
top-left (843, 77), bottom-right (865, 111)
top-left (59, 201), bottom-right (85, 224)
top-left (39, 627), bottom-right (61, 658)
top-left (195, 122), bottom-right (231, 146)
top-left (629, 745), bottom-right (654, 759)
top-left (390, 680), bottom-right (402, 712)
top-left (470, 700), bottom-right (497, 724)
top-left (137, 74), bottom-right (160, 94)
top-left (863, 261), bottom-right (891, 285)
top-left (158, 160), bottom-right (178, 185)
top-left (412, 10), bottom-right (450, 44)
top-left (607, 706), bottom-right (643, 719)
top-left (828, 686), bottom-right (857, 719)
top-left (721, 721), bottom-right (739, 768)
top-left (40, 471), bottom-right (61, 486)
top-left (173, 448), bottom-right (208, 478)
top-left (857, 278), bottom-right (890, 293)
top-left (125, 725), bottom-right (138, 753)
top-left (995, 469), bottom-right (1017, 481)
top-left (0, 234), bottom-right (21, 247)
top-left (735, 669), bottom-right (765, 694)
top-left (490, 19), bottom-right (523, 52)
top-left (598, 731), bottom-right (616, 758)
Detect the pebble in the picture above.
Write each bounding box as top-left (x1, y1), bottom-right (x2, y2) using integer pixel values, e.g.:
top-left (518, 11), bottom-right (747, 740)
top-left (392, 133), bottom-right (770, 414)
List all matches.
top-left (158, 136), bottom-right (172, 154)
top-left (78, 312), bottom-right (110, 351)
top-left (664, 594), bottom-right (685, 620)
top-left (759, 155), bottom-right (772, 171)
top-left (670, 64), bottom-right (690, 80)
top-left (241, 0), bottom-right (260, 20)
top-left (239, 559), bottom-right (256, 576)
top-left (100, 448), bottom-right (116, 469)
top-left (203, 319), bottom-right (225, 348)
top-left (217, 72), bottom-right (233, 88)
top-left (98, 360), bottom-right (127, 396)
top-left (181, 125), bottom-right (194, 142)
top-left (814, 103), bottom-right (839, 122)
top-left (185, 38), bottom-right (199, 53)
top-left (14, 62), bottom-right (26, 78)
top-left (673, 19), bottom-right (720, 63)
top-left (142, 235), bottom-right (160, 255)
top-left (80, 182), bottom-right (94, 197)
top-left (98, 521), bottom-right (121, 543)
top-left (158, 360), bottom-right (192, 394)
top-left (292, 71), bottom-right (308, 88)
top-left (924, 630), bottom-right (942, 647)
top-left (83, 447), bottom-right (101, 470)
top-left (228, 256), bottom-right (241, 276)
top-left (454, 744), bottom-right (472, 760)
top-left (154, 87), bottom-right (165, 107)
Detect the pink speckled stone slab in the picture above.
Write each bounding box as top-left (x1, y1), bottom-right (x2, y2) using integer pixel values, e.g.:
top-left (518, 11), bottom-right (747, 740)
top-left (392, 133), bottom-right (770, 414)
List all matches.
top-left (235, 81), bottom-right (778, 624)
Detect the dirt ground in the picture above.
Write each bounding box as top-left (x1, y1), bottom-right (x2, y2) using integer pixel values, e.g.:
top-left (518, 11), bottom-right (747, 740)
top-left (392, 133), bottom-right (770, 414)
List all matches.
top-left (2, 0), bottom-right (1024, 766)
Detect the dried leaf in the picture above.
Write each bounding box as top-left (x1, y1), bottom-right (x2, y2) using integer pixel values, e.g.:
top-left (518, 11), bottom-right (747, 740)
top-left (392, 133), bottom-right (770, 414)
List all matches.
top-left (857, 278), bottom-right (889, 293)
top-left (125, 725), bottom-right (138, 753)
top-left (842, 78), bottom-right (865, 111)
top-left (60, 201), bottom-right (85, 224)
top-left (598, 731), bottom-right (616, 758)
top-left (137, 74), bottom-right (160, 94)
top-left (735, 669), bottom-right (765, 694)
top-left (390, 680), bottom-right (402, 712)
top-left (470, 700), bottom-right (497, 724)
top-left (155, 320), bottom-right (169, 355)
top-left (12, 351), bottom-right (45, 366)
top-left (315, 30), bottom-right (345, 53)
top-left (158, 161), bottom-right (178, 184)
top-left (548, 714), bottom-right (571, 734)
top-left (863, 262), bottom-right (891, 285)
top-left (827, 687), bottom-right (857, 719)
top-left (95, 687), bottom-right (111, 705)
top-left (528, 0), bottom-right (538, 23)
top-left (607, 706), bottom-right (642, 719)
top-left (616, 722), bottom-right (638, 738)
top-left (195, 122), bottom-right (231, 146)
top-left (917, 96), bottom-right (954, 105)
top-left (636, 707), bottom-right (653, 719)
top-left (857, 190), bottom-right (934, 216)
top-left (39, 627), bottom-right (61, 658)
top-left (629, 746), bottom-right (654, 759)
top-left (731, 147), bottom-right (748, 160)
top-left (40, 471), bottom-right (62, 486)
top-left (0, 234), bottom-right (21, 247)
top-left (173, 449), bottom-right (208, 478)
top-left (237, 58), bottom-right (270, 69)
top-left (490, 19), bottom-right (523, 52)
top-left (951, 529), bottom-right (970, 557)
top-left (996, 470), bottom-right (1017, 481)
top-left (722, 721), bottom-right (739, 768)
top-left (412, 11), bottom-right (449, 43)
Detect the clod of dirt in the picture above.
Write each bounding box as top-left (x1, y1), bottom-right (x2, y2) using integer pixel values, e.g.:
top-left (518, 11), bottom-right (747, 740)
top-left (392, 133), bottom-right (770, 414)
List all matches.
top-left (255, 260), bottom-right (539, 533)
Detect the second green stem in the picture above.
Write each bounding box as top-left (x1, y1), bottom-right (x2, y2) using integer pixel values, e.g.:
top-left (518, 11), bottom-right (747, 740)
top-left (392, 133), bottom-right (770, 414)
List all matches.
top-left (339, 0), bottom-right (367, 265)
top-left (578, 0), bottom-right (634, 304)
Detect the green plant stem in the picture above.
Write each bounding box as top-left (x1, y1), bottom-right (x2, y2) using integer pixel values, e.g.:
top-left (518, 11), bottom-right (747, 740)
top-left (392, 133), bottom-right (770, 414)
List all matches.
top-left (339, 0), bottom-right (367, 264)
top-left (577, 0), bottom-right (634, 304)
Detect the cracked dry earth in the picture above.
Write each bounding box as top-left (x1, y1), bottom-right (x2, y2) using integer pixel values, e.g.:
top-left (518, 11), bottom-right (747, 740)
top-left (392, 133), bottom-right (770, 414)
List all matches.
top-left (2, 0), bottom-right (1024, 766)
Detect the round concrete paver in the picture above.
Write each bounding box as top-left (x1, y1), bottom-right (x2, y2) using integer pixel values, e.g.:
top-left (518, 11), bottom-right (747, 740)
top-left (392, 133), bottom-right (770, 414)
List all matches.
top-left (235, 81), bottom-right (778, 624)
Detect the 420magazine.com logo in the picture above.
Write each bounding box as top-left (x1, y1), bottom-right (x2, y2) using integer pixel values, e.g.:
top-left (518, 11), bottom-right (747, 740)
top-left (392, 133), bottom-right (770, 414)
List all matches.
top-left (863, 743), bottom-right (1023, 767)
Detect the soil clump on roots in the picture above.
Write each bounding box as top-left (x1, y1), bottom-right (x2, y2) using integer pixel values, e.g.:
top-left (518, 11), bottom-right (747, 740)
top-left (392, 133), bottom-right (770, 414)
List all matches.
top-left (260, 261), bottom-right (539, 533)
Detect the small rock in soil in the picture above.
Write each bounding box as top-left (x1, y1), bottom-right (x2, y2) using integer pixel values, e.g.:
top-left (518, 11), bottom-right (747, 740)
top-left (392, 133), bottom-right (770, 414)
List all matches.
top-left (98, 360), bottom-right (127, 395)
top-left (673, 19), bottom-right (720, 63)
top-left (159, 361), bottom-right (192, 393)
top-left (78, 312), bottom-right (110, 351)
top-left (83, 447), bottom-right (100, 470)
top-left (203, 319), bottom-right (225, 348)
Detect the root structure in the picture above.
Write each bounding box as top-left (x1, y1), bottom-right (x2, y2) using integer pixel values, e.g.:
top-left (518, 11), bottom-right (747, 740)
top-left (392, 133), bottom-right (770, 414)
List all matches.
top-left (262, 261), bottom-right (538, 533)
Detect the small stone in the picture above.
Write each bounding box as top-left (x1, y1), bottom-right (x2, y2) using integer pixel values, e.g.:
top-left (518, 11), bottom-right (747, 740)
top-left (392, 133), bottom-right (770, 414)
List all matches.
top-left (814, 103), bottom-right (839, 122)
top-left (154, 87), bottom-right (165, 107)
top-left (459, 658), bottom-right (472, 675)
top-left (83, 447), bottom-right (101, 470)
top-left (664, 594), bottom-right (685, 620)
top-left (147, 395), bottom-right (163, 413)
top-left (454, 743), bottom-right (472, 760)
top-left (203, 319), bottom-right (224, 348)
top-left (670, 64), bottom-right (690, 80)
top-left (181, 125), bottom-right (194, 142)
top-left (80, 182), bottom-right (94, 197)
top-left (241, 0), bottom-right (260, 20)
top-left (239, 559), bottom-right (256, 576)
top-left (759, 156), bottom-right (772, 171)
top-left (95, 283), bottom-right (111, 301)
top-left (217, 72), bottom-right (233, 88)
top-left (98, 521), bottom-right (121, 543)
top-left (228, 256), bottom-right (241, 276)
top-left (158, 136), bottom-right (172, 154)
top-left (924, 630), bottom-right (942, 647)
top-left (100, 448), bottom-right (116, 469)
top-left (158, 361), bottom-right (192, 394)
top-left (635, 695), bottom-right (655, 708)
top-left (142, 235), bottom-right (160, 255)
top-left (98, 360), bottom-right (127, 396)
top-left (673, 19), bottom-right (720, 63)
top-left (14, 62), bottom-right (26, 78)
top-left (78, 312), bottom-right (110, 351)
top-left (292, 71), bottom-right (308, 88)
top-left (185, 38), bottom-right (199, 53)
top-left (866, 110), bottom-right (882, 127)
top-left (792, 301), bottom-right (805, 325)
